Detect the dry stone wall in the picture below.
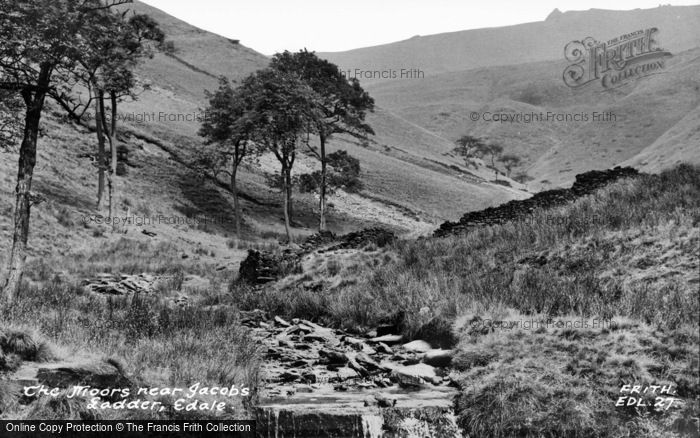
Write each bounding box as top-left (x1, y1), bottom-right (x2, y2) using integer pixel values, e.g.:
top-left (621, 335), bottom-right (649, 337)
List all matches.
top-left (434, 167), bottom-right (639, 237)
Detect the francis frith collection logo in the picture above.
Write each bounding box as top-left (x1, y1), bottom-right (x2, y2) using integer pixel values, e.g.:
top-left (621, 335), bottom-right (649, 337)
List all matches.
top-left (563, 28), bottom-right (672, 89)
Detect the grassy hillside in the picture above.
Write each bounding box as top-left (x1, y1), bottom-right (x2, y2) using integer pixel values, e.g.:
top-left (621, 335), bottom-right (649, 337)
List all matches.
top-left (319, 5), bottom-right (700, 81)
top-left (225, 164), bottom-right (700, 436)
top-left (358, 48), bottom-right (700, 190)
top-left (102, 1), bottom-right (529, 229)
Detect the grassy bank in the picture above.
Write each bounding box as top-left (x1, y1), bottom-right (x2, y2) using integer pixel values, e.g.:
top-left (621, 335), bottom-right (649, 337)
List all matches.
top-left (0, 239), bottom-right (260, 420)
top-left (229, 164), bottom-right (699, 436)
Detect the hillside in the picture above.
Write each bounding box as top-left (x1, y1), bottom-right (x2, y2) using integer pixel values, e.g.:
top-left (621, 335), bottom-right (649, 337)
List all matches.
top-left (319, 5), bottom-right (700, 81)
top-left (107, 1), bottom-right (529, 230)
top-left (331, 41), bottom-right (700, 190)
top-left (1, 2), bottom-right (699, 434)
top-left (234, 164), bottom-right (700, 436)
top-left (0, 0), bottom-right (536, 288)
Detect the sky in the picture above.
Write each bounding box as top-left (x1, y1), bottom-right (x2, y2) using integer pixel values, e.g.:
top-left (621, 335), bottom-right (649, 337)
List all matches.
top-left (140, 0), bottom-right (699, 55)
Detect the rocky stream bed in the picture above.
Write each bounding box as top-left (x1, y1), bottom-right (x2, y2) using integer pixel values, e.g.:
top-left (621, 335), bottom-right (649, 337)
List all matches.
top-left (240, 310), bottom-right (462, 438)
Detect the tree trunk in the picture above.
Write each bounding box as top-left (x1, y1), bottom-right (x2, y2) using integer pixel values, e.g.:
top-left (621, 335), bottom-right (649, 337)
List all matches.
top-left (231, 163), bottom-right (241, 236)
top-left (104, 92), bottom-right (118, 224)
top-left (94, 88), bottom-right (105, 210)
top-left (319, 134), bottom-right (327, 232)
top-left (285, 169), bottom-right (293, 224)
top-left (281, 166), bottom-right (292, 244)
top-left (2, 67), bottom-right (50, 302)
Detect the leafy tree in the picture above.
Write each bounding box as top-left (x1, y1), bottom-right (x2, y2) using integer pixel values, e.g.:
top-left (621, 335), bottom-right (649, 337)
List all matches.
top-left (270, 50), bottom-right (374, 231)
top-left (298, 150), bottom-right (363, 195)
top-left (99, 14), bottom-right (163, 220)
top-left (0, 0), bottom-right (137, 301)
top-left (513, 172), bottom-right (531, 184)
top-left (54, 11), bottom-right (163, 216)
top-left (499, 153), bottom-right (521, 178)
top-left (475, 142), bottom-right (504, 180)
top-left (198, 76), bottom-right (258, 236)
top-left (238, 68), bottom-right (321, 243)
top-left (0, 90), bottom-right (22, 151)
top-left (453, 134), bottom-right (484, 169)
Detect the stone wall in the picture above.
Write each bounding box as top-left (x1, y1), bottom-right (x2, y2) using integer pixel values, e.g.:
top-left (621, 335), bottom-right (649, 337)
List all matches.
top-left (434, 167), bottom-right (640, 237)
top-left (239, 228), bottom-right (397, 284)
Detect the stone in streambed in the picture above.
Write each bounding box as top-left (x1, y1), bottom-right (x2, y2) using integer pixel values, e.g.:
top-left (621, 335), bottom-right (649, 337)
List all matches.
top-left (402, 340), bottom-right (432, 353)
top-left (370, 334), bottom-right (403, 345)
top-left (391, 363), bottom-right (439, 387)
top-left (422, 349), bottom-right (454, 367)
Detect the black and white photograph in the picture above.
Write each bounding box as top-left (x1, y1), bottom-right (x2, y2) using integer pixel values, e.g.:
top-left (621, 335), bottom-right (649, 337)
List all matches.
top-left (1, 1), bottom-right (699, 436)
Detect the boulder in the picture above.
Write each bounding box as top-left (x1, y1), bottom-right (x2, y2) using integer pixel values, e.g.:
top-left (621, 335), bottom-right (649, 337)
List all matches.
top-left (422, 349), bottom-right (454, 367)
top-left (391, 364), bottom-right (438, 387)
top-left (36, 359), bottom-right (132, 401)
top-left (374, 394), bottom-right (397, 408)
top-left (402, 340), bottom-right (432, 353)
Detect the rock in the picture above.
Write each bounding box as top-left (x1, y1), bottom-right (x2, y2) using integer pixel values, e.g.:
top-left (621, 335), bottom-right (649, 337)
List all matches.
top-left (289, 359), bottom-right (310, 368)
top-left (297, 324), bottom-right (316, 334)
top-left (82, 273), bottom-right (158, 295)
top-left (277, 338), bottom-right (295, 349)
top-left (376, 342), bottom-right (393, 355)
top-left (302, 329), bottom-right (340, 346)
top-left (319, 350), bottom-right (347, 366)
top-left (344, 337), bottom-right (376, 355)
top-left (391, 364), bottom-right (437, 388)
top-left (370, 334), bottom-right (403, 345)
top-left (374, 394), bottom-right (397, 408)
top-left (294, 384), bottom-right (313, 393)
top-left (278, 370), bottom-right (302, 383)
top-left (301, 371), bottom-right (320, 384)
top-left (401, 357), bottom-right (421, 366)
top-left (378, 361), bottom-right (399, 372)
top-left (346, 354), bottom-right (369, 377)
top-left (299, 319), bottom-right (324, 330)
top-left (355, 353), bottom-right (382, 372)
top-left (239, 249), bottom-right (299, 284)
top-left (36, 359), bottom-right (132, 401)
top-left (343, 336), bottom-right (364, 348)
top-left (422, 349), bottom-right (454, 367)
top-left (336, 367), bottom-right (359, 381)
top-left (402, 340), bottom-right (432, 353)
top-left (327, 228), bottom-right (396, 251)
top-left (362, 345), bottom-right (377, 355)
top-left (376, 325), bottom-right (398, 337)
top-left (274, 316), bottom-right (291, 327)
